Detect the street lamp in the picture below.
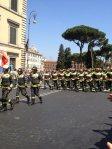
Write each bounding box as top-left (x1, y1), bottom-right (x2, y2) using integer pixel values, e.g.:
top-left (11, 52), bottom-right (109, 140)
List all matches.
top-left (26, 11), bottom-right (37, 69)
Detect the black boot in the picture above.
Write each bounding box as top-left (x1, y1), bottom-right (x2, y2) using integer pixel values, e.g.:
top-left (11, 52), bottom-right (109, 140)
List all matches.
top-left (39, 96), bottom-right (43, 104)
top-left (27, 98), bottom-right (30, 105)
top-left (26, 96), bottom-right (30, 105)
top-left (2, 104), bottom-right (7, 111)
top-left (3, 106), bottom-right (7, 111)
top-left (9, 100), bottom-right (14, 110)
top-left (16, 97), bottom-right (19, 103)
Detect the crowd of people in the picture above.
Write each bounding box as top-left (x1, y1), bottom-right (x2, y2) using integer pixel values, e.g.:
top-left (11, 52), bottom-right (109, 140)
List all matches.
top-left (0, 66), bottom-right (43, 111)
top-left (0, 67), bottom-right (112, 148)
top-left (44, 68), bottom-right (112, 92)
top-left (0, 67), bottom-right (112, 111)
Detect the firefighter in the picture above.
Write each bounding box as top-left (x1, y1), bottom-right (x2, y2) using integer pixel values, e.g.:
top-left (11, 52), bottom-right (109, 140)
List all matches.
top-left (1, 68), bottom-right (14, 111)
top-left (70, 69), bottom-right (79, 91)
top-left (51, 70), bottom-right (59, 90)
top-left (106, 68), bottom-right (112, 91)
top-left (78, 69), bottom-right (85, 91)
top-left (107, 68), bottom-right (112, 100)
top-left (64, 69), bottom-right (71, 90)
top-left (102, 69), bottom-right (107, 91)
top-left (44, 71), bottom-right (52, 90)
top-left (85, 69), bottom-right (93, 92)
top-left (16, 68), bottom-right (30, 105)
top-left (57, 69), bottom-right (66, 90)
top-left (30, 66), bottom-right (43, 105)
top-left (95, 68), bottom-right (103, 91)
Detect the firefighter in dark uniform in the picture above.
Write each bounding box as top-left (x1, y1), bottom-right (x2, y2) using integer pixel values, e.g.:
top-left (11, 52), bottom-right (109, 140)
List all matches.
top-left (30, 66), bottom-right (43, 105)
top-left (107, 68), bottom-right (112, 100)
top-left (16, 68), bottom-right (30, 104)
top-left (78, 69), bottom-right (85, 91)
top-left (52, 70), bottom-right (59, 90)
top-left (1, 68), bottom-right (14, 111)
top-left (95, 68), bottom-right (103, 91)
top-left (85, 69), bottom-right (93, 92)
top-left (64, 69), bottom-right (71, 89)
top-left (44, 71), bottom-right (52, 90)
top-left (57, 70), bottom-right (66, 90)
top-left (70, 69), bottom-right (79, 91)
top-left (106, 68), bottom-right (112, 91)
top-left (102, 69), bottom-right (107, 91)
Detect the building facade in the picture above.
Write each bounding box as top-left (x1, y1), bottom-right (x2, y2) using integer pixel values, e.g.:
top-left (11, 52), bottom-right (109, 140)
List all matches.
top-left (44, 60), bottom-right (57, 72)
top-left (0, 0), bottom-right (27, 69)
top-left (27, 47), bottom-right (45, 71)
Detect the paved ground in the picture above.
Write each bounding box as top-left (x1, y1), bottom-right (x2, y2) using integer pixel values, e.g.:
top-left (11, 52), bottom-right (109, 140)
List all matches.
top-left (0, 89), bottom-right (111, 149)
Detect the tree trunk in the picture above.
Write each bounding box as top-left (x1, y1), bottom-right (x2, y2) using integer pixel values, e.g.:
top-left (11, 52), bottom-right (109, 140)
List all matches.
top-left (90, 48), bottom-right (94, 68)
top-left (80, 47), bottom-right (83, 64)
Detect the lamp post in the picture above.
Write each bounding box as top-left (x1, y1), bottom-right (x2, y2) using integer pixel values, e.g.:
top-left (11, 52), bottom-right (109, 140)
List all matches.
top-left (26, 11), bottom-right (37, 69)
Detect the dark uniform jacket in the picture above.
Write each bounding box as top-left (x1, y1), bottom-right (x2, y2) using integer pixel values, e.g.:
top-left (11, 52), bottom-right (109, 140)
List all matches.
top-left (30, 73), bottom-right (42, 87)
top-left (1, 73), bottom-right (12, 88)
top-left (17, 74), bottom-right (27, 87)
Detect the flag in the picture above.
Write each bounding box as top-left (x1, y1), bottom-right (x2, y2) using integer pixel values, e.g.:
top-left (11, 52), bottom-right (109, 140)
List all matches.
top-left (1, 50), bottom-right (8, 66)
top-left (0, 49), bottom-right (9, 68)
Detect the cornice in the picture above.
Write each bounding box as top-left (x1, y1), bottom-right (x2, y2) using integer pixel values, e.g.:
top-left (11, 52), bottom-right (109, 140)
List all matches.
top-left (0, 5), bottom-right (26, 19)
top-left (0, 42), bottom-right (25, 50)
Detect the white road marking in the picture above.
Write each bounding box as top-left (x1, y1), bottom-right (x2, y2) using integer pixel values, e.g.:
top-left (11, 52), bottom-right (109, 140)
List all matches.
top-left (41, 90), bottom-right (61, 96)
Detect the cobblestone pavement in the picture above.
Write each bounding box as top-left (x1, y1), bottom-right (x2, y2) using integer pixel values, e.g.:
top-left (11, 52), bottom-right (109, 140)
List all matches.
top-left (0, 89), bottom-right (111, 149)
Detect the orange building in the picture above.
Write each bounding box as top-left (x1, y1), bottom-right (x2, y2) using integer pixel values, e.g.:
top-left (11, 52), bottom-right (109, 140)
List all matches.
top-left (44, 60), bottom-right (57, 72)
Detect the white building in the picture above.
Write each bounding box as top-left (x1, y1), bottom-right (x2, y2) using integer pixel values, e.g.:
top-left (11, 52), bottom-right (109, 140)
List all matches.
top-left (27, 47), bottom-right (45, 71)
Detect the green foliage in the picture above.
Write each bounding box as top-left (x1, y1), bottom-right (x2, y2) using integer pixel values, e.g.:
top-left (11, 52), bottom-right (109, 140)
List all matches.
top-left (71, 53), bottom-right (80, 63)
top-left (62, 25), bottom-right (106, 45)
top-left (56, 44), bottom-right (65, 70)
top-left (57, 45), bottom-right (72, 69)
top-left (71, 50), bottom-right (103, 68)
top-left (95, 44), bottom-right (112, 61)
top-left (84, 49), bottom-right (92, 68)
top-left (101, 44), bottom-right (112, 54)
top-left (94, 57), bottom-right (103, 68)
top-left (64, 47), bottom-right (72, 69)
top-left (62, 25), bottom-right (108, 63)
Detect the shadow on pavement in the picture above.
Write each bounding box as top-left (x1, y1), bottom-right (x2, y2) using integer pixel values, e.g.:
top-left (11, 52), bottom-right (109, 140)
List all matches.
top-left (92, 119), bottom-right (112, 149)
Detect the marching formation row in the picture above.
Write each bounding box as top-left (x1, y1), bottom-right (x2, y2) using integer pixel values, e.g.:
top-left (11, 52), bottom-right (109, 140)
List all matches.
top-left (44, 68), bottom-right (112, 92)
top-left (0, 67), bottom-right (112, 111)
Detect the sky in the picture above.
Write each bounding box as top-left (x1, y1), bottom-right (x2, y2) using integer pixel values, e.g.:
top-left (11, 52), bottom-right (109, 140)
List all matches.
top-left (28, 0), bottom-right (112, 60)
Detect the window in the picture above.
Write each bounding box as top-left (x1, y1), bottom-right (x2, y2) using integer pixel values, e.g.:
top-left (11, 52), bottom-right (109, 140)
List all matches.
top-left (8, 19), bottom-right (19, 45)
top-left (11, 0), bottom-right (18, 12)
top-left (10, 25), bottom-right (17, 45)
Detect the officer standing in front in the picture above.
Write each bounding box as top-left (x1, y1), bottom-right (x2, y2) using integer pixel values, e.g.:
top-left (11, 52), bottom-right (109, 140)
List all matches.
top-left (1, 68), bottom-right (14, 111)
top-left (30, 66), bottom-right (43, 105)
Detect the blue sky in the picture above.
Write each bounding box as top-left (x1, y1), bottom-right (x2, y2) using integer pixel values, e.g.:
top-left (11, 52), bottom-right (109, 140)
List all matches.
top-left (28, 0), bottom-right (112, 60)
